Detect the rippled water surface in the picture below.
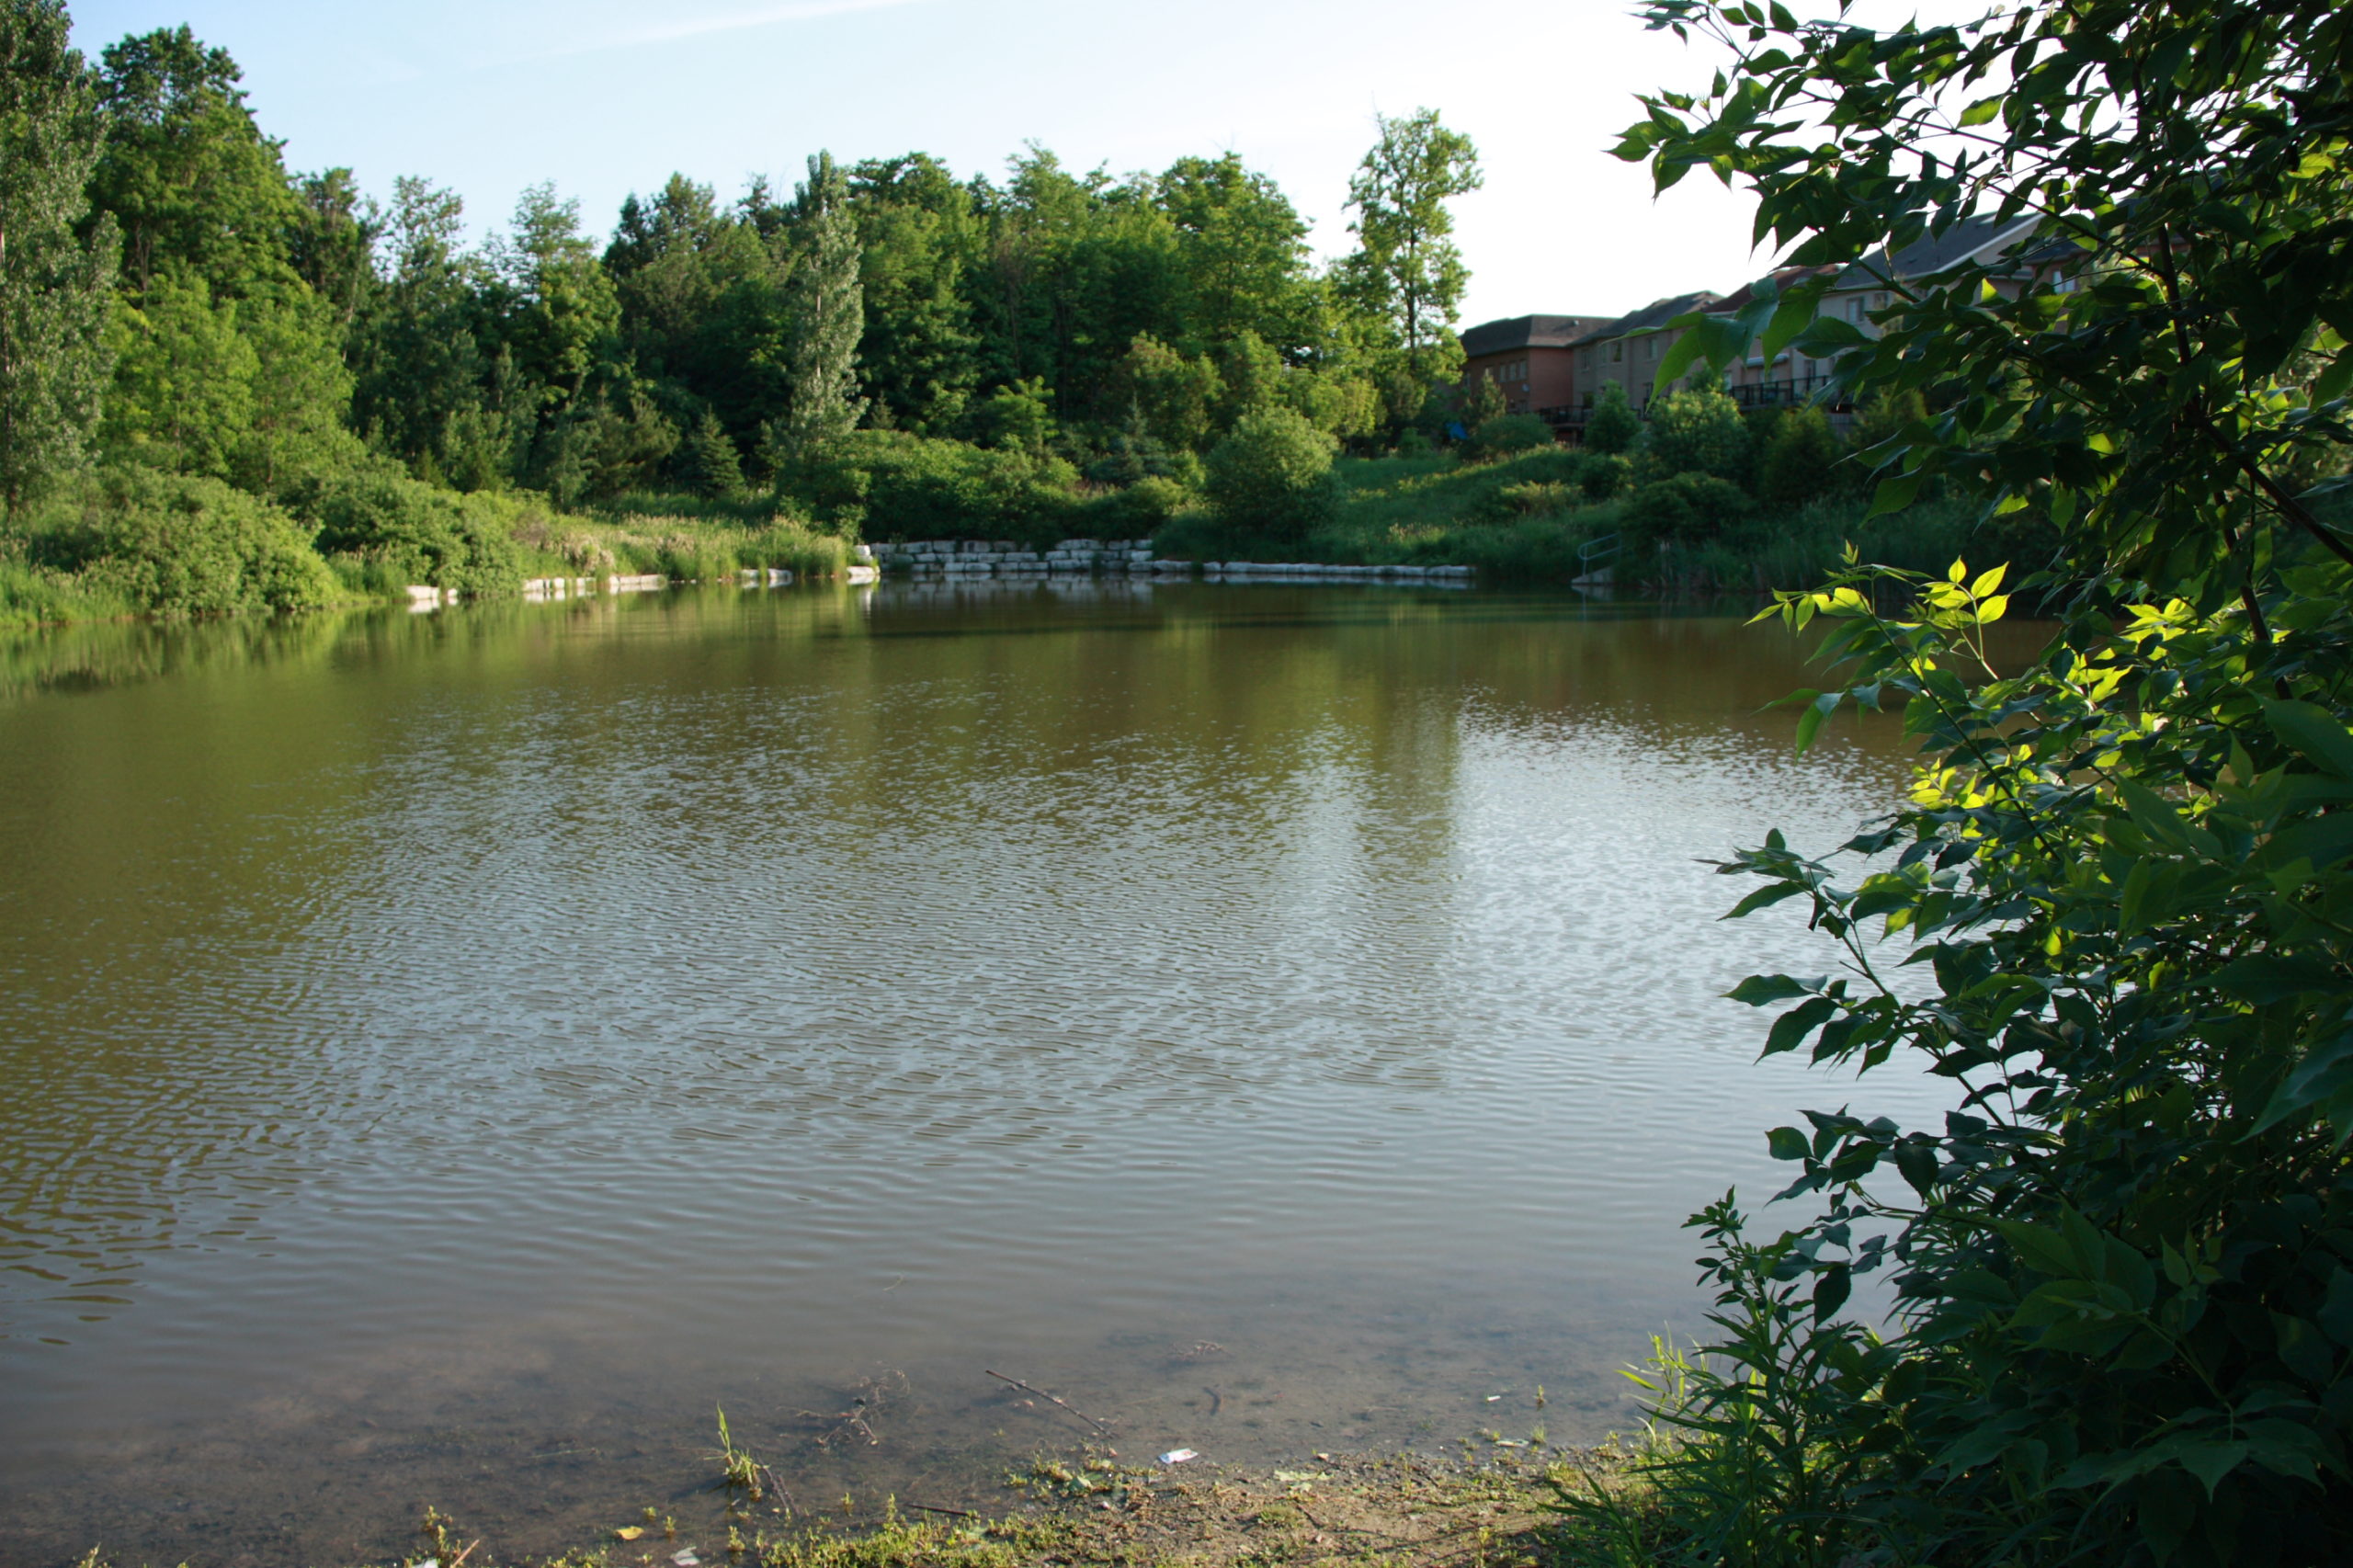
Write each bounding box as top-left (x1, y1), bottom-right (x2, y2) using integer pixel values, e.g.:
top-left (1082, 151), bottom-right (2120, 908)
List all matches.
top-left (2, 583), bottom-right (1960, 1566)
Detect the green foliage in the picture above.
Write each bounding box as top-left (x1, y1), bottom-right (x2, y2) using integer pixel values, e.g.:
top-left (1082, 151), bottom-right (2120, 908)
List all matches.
top-left (971, 376), bottom-right (1055, 456)
top-left (89, 26), bottom-right (298, 297)
top-left (1204, 404), bottom-right (1336, 542)
top-left (303, 469), bottom-right (523, 594)
top-left (1618, 0), bottom-right (2353, 1560)
top-left (786, 428), bottom-right (1072, 544)
top-left (0, 0), bottom-right (117, 510)
top-left (1622, 472), bottom-right (1750, 546)
top-left (683, 409), bottom-right (747, 502)
top-left (46, 467), bottom-right (337, 614)
top-left (1584, 382), bottom-right (1641, 457)
top-left (770, 153), bottom-right (867, 460)
top-left (1756, 405), bottom-right (1846, 510)
top-left (1464, 413), bottom-right (1554, 462)
top-left (1463, 370), bottom-right (1507, 431)
top-left (1638, 386), bottom-right (1751, 488)
top-left (1337, 108), bottom-right (1483, 388)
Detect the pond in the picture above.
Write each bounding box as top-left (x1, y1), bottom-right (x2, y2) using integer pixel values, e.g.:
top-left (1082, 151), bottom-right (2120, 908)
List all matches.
top-left (0, 581), bottom-right (1957, 1567)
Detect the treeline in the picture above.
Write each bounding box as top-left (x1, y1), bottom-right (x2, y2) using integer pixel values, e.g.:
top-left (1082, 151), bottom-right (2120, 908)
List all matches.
top-left (0, 0), bottom-right (1496, 622)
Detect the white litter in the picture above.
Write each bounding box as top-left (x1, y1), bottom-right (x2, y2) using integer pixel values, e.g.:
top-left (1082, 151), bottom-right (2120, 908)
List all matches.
top-left (1158, 1449), bottom-right (1199, 1465)
top-left (674, 1553), bottom-right (701, 1567)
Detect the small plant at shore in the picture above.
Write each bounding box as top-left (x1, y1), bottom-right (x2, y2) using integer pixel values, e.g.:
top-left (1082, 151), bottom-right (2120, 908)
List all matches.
top-left (714, 1405), bottom-right (774, 1503)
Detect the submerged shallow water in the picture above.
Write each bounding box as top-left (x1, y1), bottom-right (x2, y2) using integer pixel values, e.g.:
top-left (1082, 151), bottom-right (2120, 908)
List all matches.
top-left (2, 582), bottom-right (1959, 1566)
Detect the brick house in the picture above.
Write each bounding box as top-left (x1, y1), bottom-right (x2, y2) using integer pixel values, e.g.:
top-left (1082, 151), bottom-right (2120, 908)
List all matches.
top-left (1459, 315), bottom-right (1613, 419)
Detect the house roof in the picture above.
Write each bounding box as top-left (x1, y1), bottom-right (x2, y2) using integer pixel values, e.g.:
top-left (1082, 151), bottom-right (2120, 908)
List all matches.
top-left (1830, 210), bottom-right (2043, 290)
top-left (1567, 290), bottom-right (1723, 347)
top-left (1459, 314), bottom-right (1616, 357)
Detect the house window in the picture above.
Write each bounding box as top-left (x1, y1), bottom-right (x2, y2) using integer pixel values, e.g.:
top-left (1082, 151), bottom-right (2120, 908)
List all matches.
top-left (1611, 341), bottom-right (1623, 363)
top-left (1848, 298), bottom-right (1866, 323)
top-left (1872, 292), bottom-right (1889, 309)
top-left (1645, 336), bottom-right (1658, 360)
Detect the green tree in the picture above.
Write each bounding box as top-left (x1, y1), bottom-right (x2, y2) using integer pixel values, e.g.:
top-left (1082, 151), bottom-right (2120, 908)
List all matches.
top-left (847, 153), bottom-right (979, 433)
top-left (349, 176), bottom-right (505, 478)
top-left (1340, 108), bottom-right (1483, 387)
top-left (1637, 385), bottom-right (1750, 487)
top-left (1463, 372), bottom-right (1506, 430)
top-left (683, 407), bottom-right (746, 502)
top-left (102, 269), bottom-right (255, 478)
top-left (0, 0), bottom-right (116, 509)
top-left (288, 167), bottom-right (377, 326)
top-left (88, 27), bottom-right (298, 298)
top-left (491, 182), bottom-right (620, 411)
top-left (1116, 332), bottom-right (1220, 451)
top-left (769, 152), bottom-right (866, 461)
top-left (1756, 403), bottom-right (1846, 508)
top-left (1586, 0), bottom-right (2353, 1561)
top-left (1204, 403), bottom-right (1336, 543)
top-left (1583, 381), bottom-right (1640, 455)
top-left (972, 375), bottom-right (1053, 456)
top-left (1158, 151), bottom-right (1313, 356)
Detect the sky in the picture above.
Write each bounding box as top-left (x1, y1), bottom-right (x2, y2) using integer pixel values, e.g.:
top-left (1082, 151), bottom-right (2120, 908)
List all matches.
top-left (67, 0), bottom-right (1775, 328)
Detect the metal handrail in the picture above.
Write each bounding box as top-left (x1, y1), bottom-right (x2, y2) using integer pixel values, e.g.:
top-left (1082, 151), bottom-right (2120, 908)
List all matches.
top-left (1578, 533), bottom-right (1620, 570)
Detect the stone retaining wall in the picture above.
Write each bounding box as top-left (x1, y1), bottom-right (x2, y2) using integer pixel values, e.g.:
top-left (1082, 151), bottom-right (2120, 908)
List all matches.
top-left (872, 539), bottom-right (1473, 585)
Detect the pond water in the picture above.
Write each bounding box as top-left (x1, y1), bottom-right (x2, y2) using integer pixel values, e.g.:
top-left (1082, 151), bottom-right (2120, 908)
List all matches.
top-left (1, 582), bottom-right (1960, 1567)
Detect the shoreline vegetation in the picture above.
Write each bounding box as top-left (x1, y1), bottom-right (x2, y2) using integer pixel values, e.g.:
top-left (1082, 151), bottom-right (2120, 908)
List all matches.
top-left (0, 1), bottom-right (2007, 637)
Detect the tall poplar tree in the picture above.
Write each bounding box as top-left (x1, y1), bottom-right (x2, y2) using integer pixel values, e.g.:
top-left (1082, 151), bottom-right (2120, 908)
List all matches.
top-left (768, 151), bottom-right (866, 463)
top-left (1341, 108), bottom-right (1483, 391)
top-left (0, 0), bottom-right (116, 509)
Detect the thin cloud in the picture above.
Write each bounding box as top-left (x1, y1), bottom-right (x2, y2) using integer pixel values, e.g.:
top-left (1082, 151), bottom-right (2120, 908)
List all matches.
top-left (620, 0), bottom-right (937, 48)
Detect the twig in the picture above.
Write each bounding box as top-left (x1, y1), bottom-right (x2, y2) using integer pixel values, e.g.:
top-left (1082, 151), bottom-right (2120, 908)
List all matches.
top-left (1203, 1386), bottom-right (1223, 1416)
top-left (984, 1369), bottom-right (1114, 1436)
top-left (449, 1541), bottom-right (481, 1568)
top-left (906, 1503), bottom-right (975, 1518)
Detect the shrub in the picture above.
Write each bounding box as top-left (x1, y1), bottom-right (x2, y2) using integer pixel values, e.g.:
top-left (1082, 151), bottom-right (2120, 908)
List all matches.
top-left (1639, 386), bottom-right (1753, 487)
top-left (785, 430), bottom-right (1076, 545)
top-left (1584, 382), bottom-right (1642, 455)
top-left (1463, 413), bottom-right (1556, 461)
top-left (1756, 404), bottom-right (1848, 509)
top-left (304, 470), bottom-right (524, 595)
top-left (68, 470), bottom-right (339, 616)
top-left (1582, 453), bottom-right (1633, 501)
top-left (1623, 472), bottom-right (1752, 545)
top-left (1204, 405), bottom-right (1336, 542)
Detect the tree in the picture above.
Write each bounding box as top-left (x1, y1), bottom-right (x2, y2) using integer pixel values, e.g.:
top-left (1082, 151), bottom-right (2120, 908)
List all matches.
top-left (1204, 404), bottom-right (1336, 543)
top-left (683, 408), bottom-right (745, 502)
top-left (1582, 381), bottom-right (1641, 455)
top-left (1583, 0), bottom-right (2353, 1561)
top-left (0, 0), bottom-right (116, 509)
top-left (768, 152), bottom-right (866, 462)
top-left (1637, 385), bottom-right (1750, 487)
top-left (1756, 403), bottom-right (1846, 508)
top-left (1158, 152), bottom-right (1313, 356)
top-left (88, 27), bottom-right (298, 298)
top-left (1340, 108), bottom-right (1483, 386)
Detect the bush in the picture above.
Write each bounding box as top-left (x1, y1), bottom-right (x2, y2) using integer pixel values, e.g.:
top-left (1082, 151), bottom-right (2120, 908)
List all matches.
top-left (1204, 405), bottom-right (1336, 542)
top-left (1463, 413), bottom-right (1556, 461)
top-left (303, 470), bottom-right (524, 595)
top-left (1756, 404), bottom-right (1848, 509)
top-left (1582, 453), bottom-right (1633, 500)
top-left (1639, 387), bottom-right (1753, 487)
top-left (1622, 472), bottom-right (1752, 545)
top-left (1584, 382), bottom-right (1641, 455)
top-left (786, 430), bottom-right (1076, 545)
top-left (67, 470), bottom-right (340, 616)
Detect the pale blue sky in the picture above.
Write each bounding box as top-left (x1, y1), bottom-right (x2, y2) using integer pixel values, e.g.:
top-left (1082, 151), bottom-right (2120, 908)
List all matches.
top-left (68, 0), bottom-right (1773, 326)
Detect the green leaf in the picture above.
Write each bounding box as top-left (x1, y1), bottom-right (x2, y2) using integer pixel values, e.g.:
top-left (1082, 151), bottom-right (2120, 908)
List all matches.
top-left (1767, 1125), bottom-right (1810, 1161)
top-left (2264, 699), bottom-right (2353, 779)
top-left (2174, 1440), bottom-right (2248, 1498)
top-left (1765, 995), bottom-right (1838, 1057)
top-left (1959, 97), bottom-right (2002, 127)
top-left (1996, 1219), bottom-right (2082, 1279)
top-left (1728, 973), bottom-right (1814, 1005)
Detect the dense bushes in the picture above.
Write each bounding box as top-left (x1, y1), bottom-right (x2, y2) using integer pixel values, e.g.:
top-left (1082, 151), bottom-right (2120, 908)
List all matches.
top-left (786, 430), bottom-right (1080, 545)
top-left (1622, 472), bottom-right (1752, 544)
top-left (45, 470), bottom-right (339, 616)
top-left (303, 470), bottom-right (526, 594)
top-left (1204, 406), bottom-right (1337, 542)
top-left (1462, 412), bottom-right (1555, 461)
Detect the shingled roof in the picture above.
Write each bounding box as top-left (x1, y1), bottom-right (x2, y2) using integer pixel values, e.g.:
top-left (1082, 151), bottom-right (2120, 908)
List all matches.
top-left (1460, 314), bottom-right (1615, 357)
top-left (1832, 211), bottom-right (2042, 290)
top-left (1568, 290), bottom-right (1723, 347)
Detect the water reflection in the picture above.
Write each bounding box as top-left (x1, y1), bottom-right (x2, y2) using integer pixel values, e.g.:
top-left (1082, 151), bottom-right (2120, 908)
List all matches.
top-left (2, 585), bottom-right (1973, 1567)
